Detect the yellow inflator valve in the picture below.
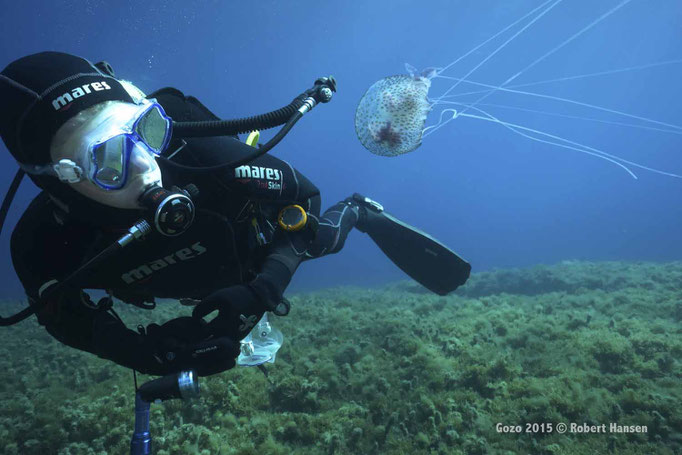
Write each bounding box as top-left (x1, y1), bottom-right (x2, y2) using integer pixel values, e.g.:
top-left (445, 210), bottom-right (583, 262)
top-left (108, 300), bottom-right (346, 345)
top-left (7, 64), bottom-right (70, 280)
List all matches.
top-left (278, 205), bottom-right (307, 232)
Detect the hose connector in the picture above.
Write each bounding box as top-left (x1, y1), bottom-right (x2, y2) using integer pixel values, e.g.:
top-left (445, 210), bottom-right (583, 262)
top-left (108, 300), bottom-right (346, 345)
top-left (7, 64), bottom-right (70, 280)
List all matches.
top-left (298, 97), bottom-right (317, 115)
top-left (118, 220), bottom-right (153, 248)
top-left (311, 76), bottom-right (336, 104)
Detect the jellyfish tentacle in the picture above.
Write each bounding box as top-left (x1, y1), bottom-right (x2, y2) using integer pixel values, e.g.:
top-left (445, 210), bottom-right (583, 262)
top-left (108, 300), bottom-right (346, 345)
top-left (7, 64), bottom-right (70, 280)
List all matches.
top-left (430, 99), bottom-right (682, 136)
top-left (465, 111), bottom-right (637, 178)
top-left (447, 102), bottom-right (682, 179)
top-left (450, 105), bottom-right (638, 178)
top-left (509, 58), bottom-right (682, 89)
top-left (422, 109), bottom-right (458, 137)
top-left (460, 0), bottom-right (636, 117)
top-left (435, 0), bottom-right (560, 78)
top-left (435, 75), bottom-right (682, 132)
top-left (433, 0), bottom-right (564, 104)
top-left (434, 59), bottom-right (682, 91)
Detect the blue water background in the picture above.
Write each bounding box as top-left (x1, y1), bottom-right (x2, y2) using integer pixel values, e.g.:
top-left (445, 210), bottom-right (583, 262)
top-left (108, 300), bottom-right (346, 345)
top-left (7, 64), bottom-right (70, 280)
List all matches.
top-left (0, 0), bottom-right (680, 297)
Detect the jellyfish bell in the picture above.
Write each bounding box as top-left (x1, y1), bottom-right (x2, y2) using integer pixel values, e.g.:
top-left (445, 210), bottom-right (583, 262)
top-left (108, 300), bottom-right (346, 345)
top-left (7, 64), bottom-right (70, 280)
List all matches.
top-left (354, 65), bottom-right (435, 157)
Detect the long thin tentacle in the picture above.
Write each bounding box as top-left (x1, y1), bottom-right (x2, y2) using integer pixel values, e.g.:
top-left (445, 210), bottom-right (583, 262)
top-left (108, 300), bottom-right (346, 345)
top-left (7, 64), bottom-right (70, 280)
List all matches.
top-left (430, 99), bottom-right (682, 135)
top-left (434, 0), bottom-right (559, 77)
top-left (434, 75), bottom-right (682, 132)
top-left (432, 0), bottom-right (564, 102)
top-left (445, 107), bottom-right (638, 177)
top-left (509, 58), bottom-right (682, 89)
top-left (460, 0), bottom-right (635, 116)
top-left (444, 102), bottom-right (682, 178)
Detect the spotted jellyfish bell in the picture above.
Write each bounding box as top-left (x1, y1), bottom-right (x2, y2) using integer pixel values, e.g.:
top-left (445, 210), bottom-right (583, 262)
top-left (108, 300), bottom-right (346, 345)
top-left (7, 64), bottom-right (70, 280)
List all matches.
top-left (354, 63), bottom-right (436, 157)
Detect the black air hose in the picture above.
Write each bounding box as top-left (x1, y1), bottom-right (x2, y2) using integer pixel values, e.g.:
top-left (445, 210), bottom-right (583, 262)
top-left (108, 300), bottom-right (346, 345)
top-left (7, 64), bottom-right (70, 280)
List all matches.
top-left (172, 94), bottom-right (307, 138)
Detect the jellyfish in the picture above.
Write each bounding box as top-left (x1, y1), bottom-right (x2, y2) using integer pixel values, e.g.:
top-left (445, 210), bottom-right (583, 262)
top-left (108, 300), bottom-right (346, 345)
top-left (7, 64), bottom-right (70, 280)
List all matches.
top-left (355, 70), bottom-right (433, 156)
top-left (354, 0), bottom-right (682, 179)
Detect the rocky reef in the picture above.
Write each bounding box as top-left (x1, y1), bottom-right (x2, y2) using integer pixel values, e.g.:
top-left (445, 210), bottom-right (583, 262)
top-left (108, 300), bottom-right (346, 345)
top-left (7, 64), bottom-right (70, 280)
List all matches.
top-left (0, 260), bottom-right (680, 454)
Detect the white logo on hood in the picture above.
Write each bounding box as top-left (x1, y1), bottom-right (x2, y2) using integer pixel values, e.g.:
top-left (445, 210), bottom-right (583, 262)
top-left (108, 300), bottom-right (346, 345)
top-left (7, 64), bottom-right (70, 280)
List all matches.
top-left (51, 81), bottom-right (112, 111)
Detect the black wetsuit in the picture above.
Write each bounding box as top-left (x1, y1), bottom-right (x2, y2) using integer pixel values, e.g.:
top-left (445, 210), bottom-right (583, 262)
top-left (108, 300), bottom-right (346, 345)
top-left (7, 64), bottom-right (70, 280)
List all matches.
top-left (10, 88), bottom-right (359, 375)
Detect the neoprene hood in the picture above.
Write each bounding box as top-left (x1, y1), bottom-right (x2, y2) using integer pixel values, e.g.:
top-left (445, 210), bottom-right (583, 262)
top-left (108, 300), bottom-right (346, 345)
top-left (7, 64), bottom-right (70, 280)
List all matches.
top-left (0, 51), bottom-right (136, 168)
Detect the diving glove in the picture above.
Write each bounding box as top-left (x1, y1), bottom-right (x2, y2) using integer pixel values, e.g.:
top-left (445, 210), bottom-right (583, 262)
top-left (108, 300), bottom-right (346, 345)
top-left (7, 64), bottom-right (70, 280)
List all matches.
top-left (192, 285), bottom-right (267, 340)
top-left (144, 316), bottom-right (241, 376)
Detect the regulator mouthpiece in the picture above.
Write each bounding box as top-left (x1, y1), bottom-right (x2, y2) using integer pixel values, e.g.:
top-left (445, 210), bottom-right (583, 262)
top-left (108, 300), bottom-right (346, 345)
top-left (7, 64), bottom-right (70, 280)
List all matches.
top-left (139, 184), bottom-right (197, 236)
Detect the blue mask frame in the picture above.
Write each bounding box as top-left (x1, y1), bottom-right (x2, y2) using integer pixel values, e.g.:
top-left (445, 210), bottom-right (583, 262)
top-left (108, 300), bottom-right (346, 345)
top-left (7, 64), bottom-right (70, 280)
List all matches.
top-left (89, 100), bottom-right (172, 190)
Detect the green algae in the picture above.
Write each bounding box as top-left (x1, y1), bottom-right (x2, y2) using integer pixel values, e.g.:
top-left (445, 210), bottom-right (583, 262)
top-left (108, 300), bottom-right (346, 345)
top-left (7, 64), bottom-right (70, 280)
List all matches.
top-left (0, 260), bottom-right (680, 454)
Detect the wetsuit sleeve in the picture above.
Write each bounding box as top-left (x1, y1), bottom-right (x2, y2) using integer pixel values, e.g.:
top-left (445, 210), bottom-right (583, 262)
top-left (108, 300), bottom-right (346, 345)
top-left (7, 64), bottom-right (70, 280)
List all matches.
top-left (248, 195), bottom-right (323, 308)
top-left (20, 279), bottom-right (178, 375)
top-left (9, 195), bottom-right (165, 374)
top-left (249, 194), bottom-right (362, 309)
top-left (305, 198), bottom-right (359, 257)
top-left (26, 285), bottom-right (161, 374)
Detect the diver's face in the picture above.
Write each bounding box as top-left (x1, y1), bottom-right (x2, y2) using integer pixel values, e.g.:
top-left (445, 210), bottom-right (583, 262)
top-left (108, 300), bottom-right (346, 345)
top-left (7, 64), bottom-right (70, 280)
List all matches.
top-left (50, 101), bottom-right (163, 209)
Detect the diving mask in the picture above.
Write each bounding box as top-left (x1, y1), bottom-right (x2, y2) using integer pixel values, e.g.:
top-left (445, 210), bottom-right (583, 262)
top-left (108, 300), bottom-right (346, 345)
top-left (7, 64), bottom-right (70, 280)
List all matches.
top-left (22, 99), bottom-right (171, 190)
top-left (86, 99), bottom-right (171, 190)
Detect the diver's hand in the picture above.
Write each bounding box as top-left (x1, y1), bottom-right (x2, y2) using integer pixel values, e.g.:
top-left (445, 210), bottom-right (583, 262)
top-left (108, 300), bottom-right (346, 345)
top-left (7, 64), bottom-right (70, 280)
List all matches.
top-left (145, 316), bottom-right (240, 376)
top-left (192, 285), bottom-right (266, 340)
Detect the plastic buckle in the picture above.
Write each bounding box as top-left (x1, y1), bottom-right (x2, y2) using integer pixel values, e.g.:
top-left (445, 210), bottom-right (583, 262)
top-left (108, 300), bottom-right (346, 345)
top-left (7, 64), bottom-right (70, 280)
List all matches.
top-left (52, 159), bottom-right (83, 183)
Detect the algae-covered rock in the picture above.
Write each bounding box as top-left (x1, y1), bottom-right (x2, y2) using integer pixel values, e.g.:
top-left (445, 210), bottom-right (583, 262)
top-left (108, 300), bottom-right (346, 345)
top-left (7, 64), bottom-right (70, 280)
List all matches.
top-left (269, 375), bottom-right (322, 412)
top-left (0, 260), bottom-right (680, 454)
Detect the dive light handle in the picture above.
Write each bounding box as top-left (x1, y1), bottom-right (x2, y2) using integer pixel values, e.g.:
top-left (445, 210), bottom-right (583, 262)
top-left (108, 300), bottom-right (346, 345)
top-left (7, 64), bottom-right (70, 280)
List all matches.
top-left (130, 394), bottom-right (152, 455)
top-left (137, 370), bottom-right (200, 403)
top-left (131, 371), bottom-right (199, 455)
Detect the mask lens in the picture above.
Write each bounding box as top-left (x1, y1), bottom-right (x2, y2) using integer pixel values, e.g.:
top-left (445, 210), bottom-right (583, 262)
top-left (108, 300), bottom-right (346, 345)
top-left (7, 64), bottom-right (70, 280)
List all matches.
top-left (92, 135), bottom-right (127, 188)
top-left (135, 106), bottom-right (169, 153)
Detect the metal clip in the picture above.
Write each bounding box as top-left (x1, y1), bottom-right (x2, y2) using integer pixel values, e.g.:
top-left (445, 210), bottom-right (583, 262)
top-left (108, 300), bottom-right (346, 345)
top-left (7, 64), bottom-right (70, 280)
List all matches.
top-left (252, 217), bottom-right (267, 246)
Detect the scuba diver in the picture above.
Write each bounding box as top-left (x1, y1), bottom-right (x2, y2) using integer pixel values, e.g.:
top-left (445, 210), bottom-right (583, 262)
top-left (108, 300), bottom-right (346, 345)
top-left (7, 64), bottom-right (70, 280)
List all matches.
top-left (0, 52), bottom-right (471, 377)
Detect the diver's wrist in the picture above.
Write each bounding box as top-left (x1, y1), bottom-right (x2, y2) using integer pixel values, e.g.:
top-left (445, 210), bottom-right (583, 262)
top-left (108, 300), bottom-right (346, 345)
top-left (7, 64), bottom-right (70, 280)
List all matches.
top-left (248, 275), bottom-right (281, 312)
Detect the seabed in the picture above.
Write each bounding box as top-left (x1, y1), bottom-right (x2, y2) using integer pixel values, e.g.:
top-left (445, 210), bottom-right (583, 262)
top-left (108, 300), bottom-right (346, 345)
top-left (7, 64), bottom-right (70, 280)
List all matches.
top-left (1, 260), bottom-right (680, 454)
